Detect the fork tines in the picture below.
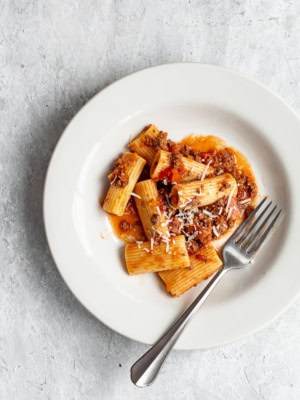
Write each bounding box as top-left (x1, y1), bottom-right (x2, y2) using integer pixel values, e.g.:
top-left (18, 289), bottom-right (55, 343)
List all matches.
top-left (232, 197), bottom-right (283, 255)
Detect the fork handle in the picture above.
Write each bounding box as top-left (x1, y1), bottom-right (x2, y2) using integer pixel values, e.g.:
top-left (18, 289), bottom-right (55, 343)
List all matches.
top-left (131, 267), bottom-right (228, 387)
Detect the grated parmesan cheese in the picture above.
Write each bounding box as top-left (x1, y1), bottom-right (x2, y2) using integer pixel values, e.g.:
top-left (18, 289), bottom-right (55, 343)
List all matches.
top-left (187, 231), bottom-right (199, 241)
top-left (165, 195), bottom-right (176, 210)
top-left (179, 199), bottom-right (192, 208)
top-left (225, 186), bottom-right (236, 213)
top-left (110, 175), bottom-right (117, 185)
top-left (161, 237), bottom-right (170, 253)
top-left (201, 160), bottom-right (212, 181)
top-left (227, 207), bottom-right (233, 220)
top-left (165, 241), bottom-right (169, 253)
top-left (239, 198), bottom-right (250, 205)
top-left (203, 209), bottom-right (217, 219)
top-left (150, 238), bottom-right (154, 251)
top-left (131, 192), bottom-right (142, 199)
top-left (212, 226), bottom-right (220, 237)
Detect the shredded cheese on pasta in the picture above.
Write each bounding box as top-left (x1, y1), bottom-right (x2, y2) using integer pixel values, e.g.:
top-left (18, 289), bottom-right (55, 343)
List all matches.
top-left (131, 192), bottom-right (142, 199)
top-left (225, 186), bottom-right (236, 213)
top-left (212, 226), bottom-right (220, 238)
top-left (201, 160), bottom-right (212, 181)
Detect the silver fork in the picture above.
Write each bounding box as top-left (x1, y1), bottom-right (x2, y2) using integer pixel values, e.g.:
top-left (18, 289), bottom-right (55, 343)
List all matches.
top-left (131, 197), bottom-right (282, 387)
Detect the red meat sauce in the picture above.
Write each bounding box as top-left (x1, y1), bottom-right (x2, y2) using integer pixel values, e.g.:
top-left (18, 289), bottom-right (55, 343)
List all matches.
top-left (107, 132), bottom-right (257, 252)
top-left (156, 187), bottom-right (244, 255)
top-left (108, 198), bottom-right (145, 243)
top-left (142, 134), bottom-right (257, 254)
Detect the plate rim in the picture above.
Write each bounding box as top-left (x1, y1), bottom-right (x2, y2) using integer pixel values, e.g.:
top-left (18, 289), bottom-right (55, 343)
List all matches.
top-left (43, 63), bottom-right (300, 349)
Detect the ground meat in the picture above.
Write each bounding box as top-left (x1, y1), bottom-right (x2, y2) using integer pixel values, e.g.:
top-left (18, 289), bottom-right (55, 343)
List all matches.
top-left (114, 156), bottom-right (122, 168)
top-left (169, 217), bottom-right (182, 235)
top-left (167, 139), bottom-right (176, 150)
top-left (184, 225), bottom-right (196, 236)
top-left (192, 212), bottom-right (213, 244)
top-left (119, 220), bottom-right (131, 231)
top-left (237, 185), bottom-right (248, 202)
top-left (207, 197), bottom-right (227, 214)
top-left (170, 152), bottom-right (182, 168)
top-left (155, 132), bottom-right (169, 151)
top-left (236, 175), bottom-right (258, 202)
top-left (234, 169), bottom-right (247, 184)
top-left (179, 144), bottom-right (191, 157)
top-left (196, 151), bottom-right (216, 164)
top-left (143, 135), bottom-right (156, 147)
top-left (191, 152), bottom-right (203, 163)
top-left (194, 148), bottom-right (235, 175)
top-left (143, 131), bottom-right (175, 152)
top-left (197, 226), bottom-right (212, 246)
top-left (170, 153), bottom-right (186, 180)
top-left (196, 215), bottom-right (211, 229)
top-left (109, 159), bottom-right (129, 187)
top-left (151, 214), bottom-right (160, 225)
top-left (156, 188), bottom-right (171, 212)
top-left (247, 182), bottom-right (258, 197)
top-left (218, 148), bottom-right (236, 172)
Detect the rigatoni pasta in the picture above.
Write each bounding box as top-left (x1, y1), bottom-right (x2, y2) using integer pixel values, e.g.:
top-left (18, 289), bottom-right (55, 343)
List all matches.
top-left (128, 124), bottom-right (161, 165)
top-left (103, 152), bottom-right (146, 216)
top-left (170, 173), bottom-right (237, 208)
top-left (134, 179), bottom-right (169, 240)
top-left (150, 150), bottom-right (213, 183)
top-left (159, 245), bottom-right (222, 297)
top-left (125, 235), bottom-right (190, 275)
top-left (101, 125), bottom-right (258, 297)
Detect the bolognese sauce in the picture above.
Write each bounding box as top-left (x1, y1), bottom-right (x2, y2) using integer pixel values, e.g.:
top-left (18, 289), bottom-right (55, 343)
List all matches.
top-left (106, 132), bottom-right (257, 255)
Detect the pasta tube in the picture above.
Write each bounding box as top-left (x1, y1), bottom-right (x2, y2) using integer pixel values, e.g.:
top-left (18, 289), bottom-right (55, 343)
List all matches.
top-left (125, 235), bottom-right (190, 275)
top-left (159, 245), bottom-right (222, 296)
top-left (128, 125), bottom-right (160, 164)
top-left (171, 173), bottom-right (237, 208)
top-left (103, 152), bottom-right (146, 216)
top-left (134, 180), bottom-right (169, 240)
top-left (150, 150), bottom-right (213, 183)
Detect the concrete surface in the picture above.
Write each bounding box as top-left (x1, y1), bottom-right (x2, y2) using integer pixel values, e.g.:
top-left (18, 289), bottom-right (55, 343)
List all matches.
top-left (1, 1), bottom-right (299, 399)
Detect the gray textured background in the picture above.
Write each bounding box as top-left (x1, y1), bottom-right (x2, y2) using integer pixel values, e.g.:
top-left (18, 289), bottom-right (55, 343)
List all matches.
top-left (1, 1), bottom-right (300, 399)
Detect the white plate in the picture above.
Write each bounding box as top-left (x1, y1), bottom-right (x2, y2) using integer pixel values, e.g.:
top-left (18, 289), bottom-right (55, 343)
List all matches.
top-left (44, 64), bottom-right (300, 349)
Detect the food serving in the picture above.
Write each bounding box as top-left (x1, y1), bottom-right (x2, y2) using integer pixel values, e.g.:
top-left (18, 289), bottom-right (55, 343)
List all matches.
top-left (102, 124), bottom-right (258, 296)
